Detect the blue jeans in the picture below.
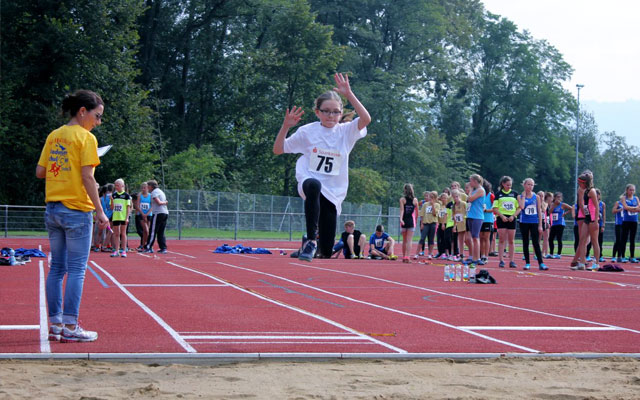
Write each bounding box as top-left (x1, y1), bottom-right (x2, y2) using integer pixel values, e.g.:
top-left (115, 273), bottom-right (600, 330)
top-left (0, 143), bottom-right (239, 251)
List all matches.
top-left (45, 202), bottom-right (93, 325)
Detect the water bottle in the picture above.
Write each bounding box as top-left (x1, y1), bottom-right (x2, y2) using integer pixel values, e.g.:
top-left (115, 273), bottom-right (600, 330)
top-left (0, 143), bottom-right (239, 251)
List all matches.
top-left (455, 264), bottom-right (462, 281)
top-left (449, 265), bottom-right (455, 281)
top-left (469, 265), bottom-right (476, 283)
top-left (444, 265), bottom-right (450, 282)
top-left (9, 249), bottom-right (16, 266)
top-left (463, 264), bottom-right (469, 281)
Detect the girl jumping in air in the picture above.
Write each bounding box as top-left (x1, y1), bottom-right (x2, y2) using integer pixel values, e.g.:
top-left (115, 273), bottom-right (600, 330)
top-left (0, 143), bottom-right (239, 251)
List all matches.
top-left (273, 73), bottom-right (371, 261)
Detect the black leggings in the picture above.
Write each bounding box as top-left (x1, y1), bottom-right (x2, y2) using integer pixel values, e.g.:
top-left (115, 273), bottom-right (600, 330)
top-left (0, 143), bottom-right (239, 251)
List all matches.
top-left (548, 225), bottom-right (564, 255)
top-left (574, 225), bottom-right (579, 252)
top-left (620, 221), bottom-right (638, 259)
top-left (612, 224), bottom-right (623, 258)
top-left (302, 178), bottom-right (337, 257)
top-left (520, 222), bottom-right (543, 265)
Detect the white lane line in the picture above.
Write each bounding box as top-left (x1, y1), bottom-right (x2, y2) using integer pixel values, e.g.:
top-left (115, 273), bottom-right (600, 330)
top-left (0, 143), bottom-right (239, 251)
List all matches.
top-left (182, 335), bottom-right (369, 340)
top-left (89, 261), bottom-right (196, 353)
top-left (514, 270), bottom-right (640, 288)
top-left (460, 326), bottom-right (625, 331)
top-left (180, 331), bottom-right (354, 335)
top-left (292, 262), bottom-right (640, 335)
top-left (0, 325), bottom-right (39, 330)
top-left (167, 261), bottom-right (406, 353)
top-left (39, 260), bottom-right (50, 353)
top-left (167, 250), bottom-right (196, 259)
top-left (187, 341), bottom-right (376, 345)
top-left (218, 262), bottom-right (538, 353)
top-left (123, 284), bottom-right (227, 287)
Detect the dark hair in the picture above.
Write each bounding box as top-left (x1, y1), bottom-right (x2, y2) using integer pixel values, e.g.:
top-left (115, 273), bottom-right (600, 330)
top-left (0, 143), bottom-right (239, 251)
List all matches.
top-left (61, 90), bottom-right (103, 118)
top-left (375, 224), bottom-right (384, 232)
top-left (106, 183), bottom-right (114, 192)
top-left (482, 179), bottom-right (492, 194)
top-left (498, 176), bottom-right (512, 192)
top-left (98, 185), bottom-right (107, 197)
top-left (578, 170), bottom-right (593, 190)
top-left (147, 180), bottom-right (158, 189)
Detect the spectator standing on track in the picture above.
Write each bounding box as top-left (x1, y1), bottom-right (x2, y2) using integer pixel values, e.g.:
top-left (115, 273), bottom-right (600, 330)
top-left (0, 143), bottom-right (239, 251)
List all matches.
top-left (417, 191), bottom-right (439, 259)
top-left (518, 179), bottom-right (547, 271)
top-left (611, 198), bottom-right (624, 262)
top-left (451, 189), bottom-right (467, 262)
top-left (571, 170), bottom-right (600, 270)
top-left (92, 185), bottom-right (107, 252)
top-left (493, 176), bottom-right (520, 268)
top-left (368, 225), bottom-right (397, 260)
top-left (136, 182), bottom-right (153, 251)
top-left (399, 183), bottom-right (419, 263)
top-left (596, 189), bottom-right (606, 262)
top-left (480, 179), bottom-right (494, 265)
top-left (548, 192), bottom-right (572, 259)
top-left (619, 183), bottom-right (640, 263)
top-left (436, 192), bottom-right (451, 259)
top-left (100, 183), bottom-right (114, 252)
top-left (145, 179), bottom-right (169, 254)
top-left (36, 89), bottom-right (108, 343)
top-left (273, 73), bottom-right (371, 261)
top-left (466, 174), bottom-right (486, 265)
top-left (110, 178), bottom-right (131, 258)
top-left (540, 191), bottom-right (553, 259)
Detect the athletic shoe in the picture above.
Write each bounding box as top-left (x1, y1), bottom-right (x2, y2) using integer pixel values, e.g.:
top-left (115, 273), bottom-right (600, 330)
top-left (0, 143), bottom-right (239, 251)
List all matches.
top-left (60, 325), bottom-right (98, 343)
top-left (570, 263), bottom-right (586, 270)
top-left (509, 261), bottom-right (517, 268)
top-left (367, 255), bottom-right (373, 260)
top-left (419, 251), bottom-right (425, 256)
top-left (413, 254), bottom-right (419, 260)
top-left (359, 253), bottom-right (365, 259)
top-left (145, 248), bottom-right (154, 254)
top-left (588, 263), bottom-right (599, 271)
top-left (544, 254), bottom-right (552, 259)
top-left (120, 252), bottom-right (127, 258)
top-left (523, 264), bottom-right (530, 270)
top-left (488, 252), bottom-right (498, 257)
top-left (522, 256), bottom-right (525, 260)
top-left (92, 246), bottom-right (100, 252)
top-left (441, 254), bottom-right (449, 260)
top-left (388, 254), bottom-right (398, 261)
top-left (553, 254), bottom-right (561, 259)
top-left (477, 259), bottom-right (486, 266)
top-left (452, 255), bottom-right (461, 262)
top-left (298, 241), bottom-right (317, 262)
top-left (447, 255), bottom-right (454, 261)
top-left (586, 256), bottom-right (592, 262)
top-left (48, 325), bottom-right (62, 341)
top-left (539, 264), bottom-right (549, 271)
top-left (631, 258), bottom-right (639, 263)
top-left (621, 258), bottom-right (629, 263)
top-left (110, 251), bottom-right (119, 257)
top-left (136, 246), bottom-right (144, 251)
top-left (598, 257), bottom-right (605, 262)
top-left (427, 255), bottom-right (432, 260)
top-left (158, 249), bottom-right (167, 254)
top-left (499, 261), bottom-right (505, 268)
top-left (611, 257), bottom-right (618, 262)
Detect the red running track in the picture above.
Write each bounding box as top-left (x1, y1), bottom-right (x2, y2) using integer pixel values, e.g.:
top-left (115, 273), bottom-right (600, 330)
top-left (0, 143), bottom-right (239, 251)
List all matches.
top-left (1, 238), bottom-right (639, 357)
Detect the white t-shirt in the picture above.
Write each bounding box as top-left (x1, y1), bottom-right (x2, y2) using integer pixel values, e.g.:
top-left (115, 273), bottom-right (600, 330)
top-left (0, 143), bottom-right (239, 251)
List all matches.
top-left (150, 188), bottom-right (169, 215)
top-left (284, 118), bottom-right (367, 215)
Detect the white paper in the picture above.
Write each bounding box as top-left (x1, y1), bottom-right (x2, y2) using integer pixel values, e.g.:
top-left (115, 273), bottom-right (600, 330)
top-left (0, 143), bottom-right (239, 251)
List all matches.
top-left (97, 145), bottom-right (112, 157)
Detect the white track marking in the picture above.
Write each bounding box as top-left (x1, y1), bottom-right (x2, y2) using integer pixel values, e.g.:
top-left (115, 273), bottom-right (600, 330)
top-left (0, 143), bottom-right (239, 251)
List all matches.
top-left (511, 270), bottom-right (640, 288)
top-left (0, 325), bottom-right (39, 330)
top-left (166, 261), bottom-right (406, 353)
top-left (460, 326), bottom-right (625, 331)
top-left (182, 335), bottom-right (369, 340)
top-left (217, 262), bottom-right (538, 353)
top-left (123, 284), bottom-right (227, 287)
top-left (39, 260), bottom-right (50, 353)
top-left (166, 250), bottom-right (196, 258)
top-left (291, 262), bottom-right (640, 335)
top-left (90, 261), bottom-right (196, 353)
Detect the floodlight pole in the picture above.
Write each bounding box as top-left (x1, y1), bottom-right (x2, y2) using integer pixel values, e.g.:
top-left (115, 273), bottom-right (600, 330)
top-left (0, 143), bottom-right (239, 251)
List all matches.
top-left (574, 84), bottom-right (584, 205)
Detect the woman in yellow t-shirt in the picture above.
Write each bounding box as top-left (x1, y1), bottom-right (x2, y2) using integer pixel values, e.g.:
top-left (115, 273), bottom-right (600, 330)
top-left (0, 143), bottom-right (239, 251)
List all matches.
top-left (36, 90), bottom-right (109, 343)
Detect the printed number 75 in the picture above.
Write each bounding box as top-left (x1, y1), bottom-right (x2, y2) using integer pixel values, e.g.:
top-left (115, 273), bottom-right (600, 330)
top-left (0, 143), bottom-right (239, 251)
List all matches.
top-left (316, 156), bottom-right (334, 173)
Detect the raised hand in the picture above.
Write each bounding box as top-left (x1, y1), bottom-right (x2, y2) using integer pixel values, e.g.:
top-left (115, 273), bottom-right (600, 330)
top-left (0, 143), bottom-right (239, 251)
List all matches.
top-left (333, 73), bottom-right (352, 97)
top-left (283, 106), bottom-right (304, 129)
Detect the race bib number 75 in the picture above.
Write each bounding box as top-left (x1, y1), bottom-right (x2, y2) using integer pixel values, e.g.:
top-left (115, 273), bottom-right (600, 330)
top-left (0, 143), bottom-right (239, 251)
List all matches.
top-left (309, 148), bottom-right (342, 176)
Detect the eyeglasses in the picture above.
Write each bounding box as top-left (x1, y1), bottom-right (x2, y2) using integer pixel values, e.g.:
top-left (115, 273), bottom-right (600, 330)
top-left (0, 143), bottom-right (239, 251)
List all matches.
top-left (318, 109), bottom-right (342, 116)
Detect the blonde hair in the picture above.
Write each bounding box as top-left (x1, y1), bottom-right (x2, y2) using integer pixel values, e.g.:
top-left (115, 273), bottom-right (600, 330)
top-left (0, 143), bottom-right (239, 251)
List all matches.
top-left (470, 174), bottom-right (483, 185)
top-left (522, 178), bottom-right (535, 187)
top-left (344, 220), bottom-right (355, 228)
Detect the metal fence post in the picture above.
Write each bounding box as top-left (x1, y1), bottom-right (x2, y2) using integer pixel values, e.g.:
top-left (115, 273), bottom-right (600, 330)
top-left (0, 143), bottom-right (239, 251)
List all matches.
top-left (4, 205), bottom-right (8, 238)
top-left (289, 211), bottom-right (292, 241)
top-left (234, 211), bottom-right (239, 240)
top-left (178, 211), bottom-right (182, 240)
top-left (216, 192), bottom-right (220, 229)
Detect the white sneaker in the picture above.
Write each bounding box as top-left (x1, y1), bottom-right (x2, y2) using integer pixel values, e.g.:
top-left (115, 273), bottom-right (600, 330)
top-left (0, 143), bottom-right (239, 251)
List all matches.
top-left (48, 325), bottom-right (63, 341)
top-left (60, 325), bottom-right (98, 343)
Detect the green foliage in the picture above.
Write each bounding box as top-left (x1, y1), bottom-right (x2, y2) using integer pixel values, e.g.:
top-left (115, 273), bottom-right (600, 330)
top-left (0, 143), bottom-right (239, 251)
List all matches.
top-left (164, 144), bottom-right (225, 190)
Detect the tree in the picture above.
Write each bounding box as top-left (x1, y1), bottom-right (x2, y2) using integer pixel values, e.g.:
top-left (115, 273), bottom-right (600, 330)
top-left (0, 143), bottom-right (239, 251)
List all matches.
top-left (0, 0), bottom-right (156, 204)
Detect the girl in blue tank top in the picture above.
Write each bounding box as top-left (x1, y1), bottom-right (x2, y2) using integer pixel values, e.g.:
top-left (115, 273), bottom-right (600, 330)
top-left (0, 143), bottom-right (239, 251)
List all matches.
top-left (612, 200), bottom-right (624, 261)
top-left (619, 184), bottom-right (640, 262)
top-left (548, 192), bottom-right (571, 259)
top-left (518, 178), bottom-right (546, 270)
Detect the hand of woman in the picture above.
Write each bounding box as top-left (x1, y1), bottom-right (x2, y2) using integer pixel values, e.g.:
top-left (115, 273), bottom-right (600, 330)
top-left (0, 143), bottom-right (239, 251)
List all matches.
top-left (283, 106), bottom-right (304, 129)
